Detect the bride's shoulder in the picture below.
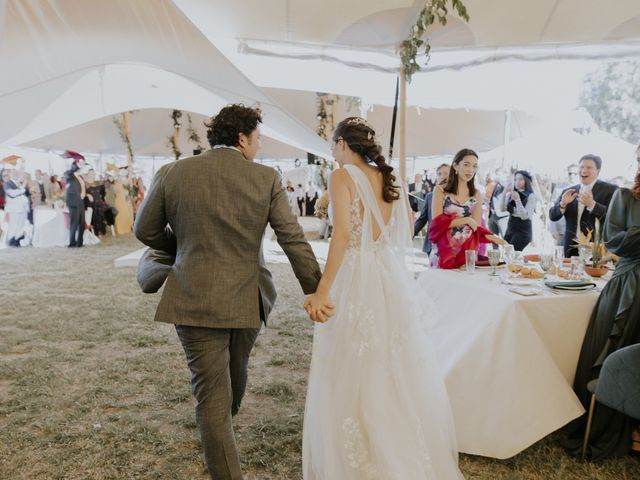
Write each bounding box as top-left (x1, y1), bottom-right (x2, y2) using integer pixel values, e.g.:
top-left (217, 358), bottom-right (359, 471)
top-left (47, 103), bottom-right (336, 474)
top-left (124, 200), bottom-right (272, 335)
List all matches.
top-left (330, 168), bottom-right (352, 185)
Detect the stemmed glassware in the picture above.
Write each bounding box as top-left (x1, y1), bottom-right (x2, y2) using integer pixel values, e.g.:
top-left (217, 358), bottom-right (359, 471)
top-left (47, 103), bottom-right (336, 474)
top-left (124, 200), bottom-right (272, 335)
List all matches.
top-left (553, 245), bottom-right (564, 279)
top-left (539, 253), bottom-right (554, 279)
top-left (487, 248), bottom-right (501, 277)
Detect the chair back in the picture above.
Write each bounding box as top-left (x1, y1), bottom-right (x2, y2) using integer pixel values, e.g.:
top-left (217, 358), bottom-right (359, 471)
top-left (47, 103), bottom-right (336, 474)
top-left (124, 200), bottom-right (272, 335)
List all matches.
top-left (595, 343), bottom-right (640, 420)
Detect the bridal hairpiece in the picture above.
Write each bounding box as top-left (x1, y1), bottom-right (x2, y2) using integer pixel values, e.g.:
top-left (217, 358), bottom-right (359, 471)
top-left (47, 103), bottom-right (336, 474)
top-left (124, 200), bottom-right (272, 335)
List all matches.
top-left (346, 117), bottom-right (375, 140)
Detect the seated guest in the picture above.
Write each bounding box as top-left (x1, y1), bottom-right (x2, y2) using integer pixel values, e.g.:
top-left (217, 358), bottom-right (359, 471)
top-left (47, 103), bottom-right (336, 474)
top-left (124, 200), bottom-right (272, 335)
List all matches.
top-left (565, 147), bottom-right (640, 459)
top-left (413, 163), bottom-right (450, 255)
top-left (430, 148), bottom-right (505, 269)
top-left (549, 154), bottom-right (617, 258)
top-left (504, 170), bottom-right (536, 251)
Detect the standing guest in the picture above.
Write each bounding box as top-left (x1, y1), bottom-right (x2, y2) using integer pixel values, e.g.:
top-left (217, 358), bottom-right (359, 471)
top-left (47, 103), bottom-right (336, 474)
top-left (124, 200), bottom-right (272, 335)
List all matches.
top-left (549, 164), bottom-right (580, 246)
top-left (487, 170), bottom-right (510, 238)
top-left (430, 149), bottom-right (505, 268)
top-left (134, 103), bottom-right (321, 479)
top-left (305, 182), bottom-right (318, 217)
top-left (131, 176), bottom-right (145, 212)
top-left (65, 161), bottom-right (86, 248)
top-left (113, 173), bottom-right (134, 235)
top-left (50, 175), bottom-right (63, 202)
top-left (503, 170), bottom-right (536, 251)
top-left (408, 172), bottom-right (423, 212)
top-left (565, 147), bottom-right (640, 459)
top-left (33, 169), bottom-right (51, 206)
top-left (414, 163), bottom-right (450, 255)
top-left (3, 168), bottom-right (29, 246)
top-left (296, 183), bottom-right (306, 216)
top-left (549, 154), bottom-right (617, 258)
top-left (84, 169), bottom-right (107, 236)
top-left (0, 168), bottom-right (8, 210)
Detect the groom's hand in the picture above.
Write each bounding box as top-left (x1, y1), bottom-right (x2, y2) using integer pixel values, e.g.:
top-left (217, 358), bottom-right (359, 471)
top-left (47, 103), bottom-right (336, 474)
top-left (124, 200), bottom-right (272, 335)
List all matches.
top-left (304, 293), bottom-right (335, 323)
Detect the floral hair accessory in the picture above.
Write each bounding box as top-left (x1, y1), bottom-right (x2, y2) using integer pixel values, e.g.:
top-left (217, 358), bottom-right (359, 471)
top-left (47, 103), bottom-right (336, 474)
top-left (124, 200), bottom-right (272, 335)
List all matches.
top-left (346, 117), bottom-right (375, 139)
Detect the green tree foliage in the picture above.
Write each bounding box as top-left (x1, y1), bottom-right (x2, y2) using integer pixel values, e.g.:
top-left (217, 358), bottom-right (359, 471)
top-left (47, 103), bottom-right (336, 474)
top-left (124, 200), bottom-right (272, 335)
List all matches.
top-left (580, 60), bottom-right (640, 144)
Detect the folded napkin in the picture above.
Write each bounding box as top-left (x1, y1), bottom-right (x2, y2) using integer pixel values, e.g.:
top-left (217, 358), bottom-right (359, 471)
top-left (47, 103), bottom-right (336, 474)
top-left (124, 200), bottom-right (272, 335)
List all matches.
top-left (476, 259), bottom-right (506, 267)
top-left (544, 280), bottom-right (597, 290)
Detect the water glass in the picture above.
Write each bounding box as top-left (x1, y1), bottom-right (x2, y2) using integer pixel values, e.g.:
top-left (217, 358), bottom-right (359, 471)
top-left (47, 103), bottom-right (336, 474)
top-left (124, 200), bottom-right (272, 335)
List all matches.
top-left (570, 255), bottom-right (583, 278)
top-left (539, 253), bottom-right (554, 278)
top-left (503, 244), bottom-right (515, 265)
top-left (553, 245), bottom-right (564, 278)
top-left (487, 249), bottom-right (501, 276)
top-left (465, 250), bottom-right (477, 274)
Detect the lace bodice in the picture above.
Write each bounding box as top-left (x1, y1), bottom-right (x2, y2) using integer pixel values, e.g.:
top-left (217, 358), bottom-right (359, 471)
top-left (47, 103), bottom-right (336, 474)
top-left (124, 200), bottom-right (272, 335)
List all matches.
top-left (347, 192), bottom-right (363, 251)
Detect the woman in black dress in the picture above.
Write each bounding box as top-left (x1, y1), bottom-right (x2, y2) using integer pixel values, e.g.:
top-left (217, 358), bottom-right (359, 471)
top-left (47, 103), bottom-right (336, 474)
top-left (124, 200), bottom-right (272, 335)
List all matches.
top-left (566, 148), bottom-right (640, 459)
top-left (504, 170), bottom-right (536, 251)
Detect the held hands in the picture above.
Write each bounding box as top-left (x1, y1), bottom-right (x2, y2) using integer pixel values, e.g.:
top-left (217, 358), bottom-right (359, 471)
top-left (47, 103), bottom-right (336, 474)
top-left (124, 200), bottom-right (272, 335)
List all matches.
top-left (304, 291), bottom-right (335, 323)
top-left (510, 191), bottom-right (520, 202)
top-left (560, 189), bottom-right (577, 208)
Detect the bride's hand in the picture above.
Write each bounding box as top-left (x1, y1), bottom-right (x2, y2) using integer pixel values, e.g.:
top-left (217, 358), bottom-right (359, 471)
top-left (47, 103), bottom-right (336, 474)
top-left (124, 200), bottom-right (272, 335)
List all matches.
top-left (304, 292), bottom-right (335, 323)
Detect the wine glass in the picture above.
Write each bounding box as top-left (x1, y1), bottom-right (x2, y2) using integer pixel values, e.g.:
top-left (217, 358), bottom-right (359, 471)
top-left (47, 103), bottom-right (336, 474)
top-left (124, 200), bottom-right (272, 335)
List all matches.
top-left (487, 248), bottom-right (501, 277)
top-left (503, 244), bottom-right (515, 265)
top-left (539, 253), bottom-right (554, 279)
top-left (553, 245), bottom-right (564, 279)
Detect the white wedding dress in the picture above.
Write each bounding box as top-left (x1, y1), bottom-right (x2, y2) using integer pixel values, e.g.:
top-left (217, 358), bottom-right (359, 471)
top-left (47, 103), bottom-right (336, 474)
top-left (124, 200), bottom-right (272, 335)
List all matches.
top-left (303, 165), bottom-right (464, 479)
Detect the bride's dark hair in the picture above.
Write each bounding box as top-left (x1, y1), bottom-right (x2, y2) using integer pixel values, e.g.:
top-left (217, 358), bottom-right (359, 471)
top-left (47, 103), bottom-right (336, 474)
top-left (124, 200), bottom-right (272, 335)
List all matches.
top-left (333, 117), bottom-right (399, 203)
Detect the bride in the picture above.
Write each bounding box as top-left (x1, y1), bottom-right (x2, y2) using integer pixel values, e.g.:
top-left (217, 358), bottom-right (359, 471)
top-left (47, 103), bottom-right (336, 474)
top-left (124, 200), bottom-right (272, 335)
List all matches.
top-left (303, 117), bottom-right (465, 479)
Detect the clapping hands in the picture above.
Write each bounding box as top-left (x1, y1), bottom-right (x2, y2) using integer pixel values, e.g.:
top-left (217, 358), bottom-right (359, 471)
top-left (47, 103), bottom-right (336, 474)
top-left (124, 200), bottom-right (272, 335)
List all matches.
top-left (304, 291), bottom-right (335, 323)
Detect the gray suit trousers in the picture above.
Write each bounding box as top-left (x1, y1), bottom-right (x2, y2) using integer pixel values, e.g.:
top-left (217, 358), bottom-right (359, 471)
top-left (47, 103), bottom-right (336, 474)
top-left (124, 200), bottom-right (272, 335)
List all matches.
top-left (176, 325), bottom-right (260, 480)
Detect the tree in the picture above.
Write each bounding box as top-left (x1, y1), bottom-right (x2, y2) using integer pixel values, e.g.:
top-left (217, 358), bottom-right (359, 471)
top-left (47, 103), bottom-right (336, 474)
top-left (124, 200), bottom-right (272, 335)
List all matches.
top-left (580, 60), bottom-right (640, 144)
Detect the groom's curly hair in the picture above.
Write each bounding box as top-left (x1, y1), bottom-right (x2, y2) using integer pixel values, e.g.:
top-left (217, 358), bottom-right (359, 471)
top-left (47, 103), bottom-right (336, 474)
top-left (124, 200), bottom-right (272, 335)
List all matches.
top-left (205, 104), bottom-right (263, 148)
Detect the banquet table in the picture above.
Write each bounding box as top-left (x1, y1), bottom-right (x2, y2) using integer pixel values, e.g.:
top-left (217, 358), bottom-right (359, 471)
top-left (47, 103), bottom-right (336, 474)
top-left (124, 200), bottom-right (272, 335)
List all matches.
top-left (419, 266), bottom-right (605, 459)
top-left (31, 206), bottom-right (99, 248)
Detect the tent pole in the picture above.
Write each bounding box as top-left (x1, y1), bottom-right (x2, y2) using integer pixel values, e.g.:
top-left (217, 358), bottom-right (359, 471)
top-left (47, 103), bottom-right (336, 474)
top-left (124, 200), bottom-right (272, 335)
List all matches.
top-left (502, 109), bottom-right (512, 170)
top-left (399, 67), bottom-right (407, 184)
top-left (124, 111), bottom-right (133, 182)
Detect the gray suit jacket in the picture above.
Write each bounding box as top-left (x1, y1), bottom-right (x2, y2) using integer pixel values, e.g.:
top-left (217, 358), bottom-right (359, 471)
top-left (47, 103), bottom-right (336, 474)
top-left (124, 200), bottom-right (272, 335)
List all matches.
top-left (133, 148), bottom-right (321, 329)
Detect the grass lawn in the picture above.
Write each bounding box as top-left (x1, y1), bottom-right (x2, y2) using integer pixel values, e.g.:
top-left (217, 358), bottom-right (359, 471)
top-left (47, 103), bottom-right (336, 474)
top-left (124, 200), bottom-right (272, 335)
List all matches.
top-left (1, 235), bottom-right (638, 479)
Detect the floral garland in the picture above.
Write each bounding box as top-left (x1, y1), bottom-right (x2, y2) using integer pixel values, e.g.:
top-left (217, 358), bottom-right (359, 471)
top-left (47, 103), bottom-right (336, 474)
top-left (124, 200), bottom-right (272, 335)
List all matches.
top-left (186, 113), bottom-right (205, 152)
top-left (399, 0), bottom-right (470, 82)
top-left (167, 109), bottom-right (182, 161)
top-left (112, 111), bottom-right (135, 165)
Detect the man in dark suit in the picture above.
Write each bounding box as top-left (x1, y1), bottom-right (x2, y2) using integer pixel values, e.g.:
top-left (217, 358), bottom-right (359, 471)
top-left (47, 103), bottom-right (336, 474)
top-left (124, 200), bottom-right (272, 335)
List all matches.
top-left (414, 163), bottom-right (450, 254)
top-left (549, 154), bottom-right (617, 258)
top-left (64, 161), bottom-right (86, 248)
top-left (134, 104), bottom-right (324, 479)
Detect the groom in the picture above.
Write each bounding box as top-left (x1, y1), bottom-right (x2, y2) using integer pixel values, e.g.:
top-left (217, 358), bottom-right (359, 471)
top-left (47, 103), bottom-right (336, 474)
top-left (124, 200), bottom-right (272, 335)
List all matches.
top-left (134, 104), bottom-right (323, 479)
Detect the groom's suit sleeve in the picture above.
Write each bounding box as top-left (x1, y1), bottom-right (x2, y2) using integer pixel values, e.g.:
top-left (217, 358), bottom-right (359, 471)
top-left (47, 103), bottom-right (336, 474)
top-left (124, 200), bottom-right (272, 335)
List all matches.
top-left (133, 165), bottom-right (177, 256)
top-left (268, 171), bottom-right (321, 294)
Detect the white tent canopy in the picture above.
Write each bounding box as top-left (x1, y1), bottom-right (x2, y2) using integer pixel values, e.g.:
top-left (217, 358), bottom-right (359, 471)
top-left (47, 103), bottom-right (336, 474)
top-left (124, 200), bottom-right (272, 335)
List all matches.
top-left (483, 129), bottom-right (638, 179)
top-left (1, 0), bottom-right (639, 160)
top-left (0, 0), bottom-right (330, 157)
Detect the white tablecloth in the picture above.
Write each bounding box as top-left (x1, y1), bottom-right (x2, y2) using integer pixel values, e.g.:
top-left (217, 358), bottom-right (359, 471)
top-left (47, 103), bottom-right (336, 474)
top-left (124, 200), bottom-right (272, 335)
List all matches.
top-left (419, 267), bottom-right (603, 459)
top-left (31, 206), bottom-right (99, 248)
